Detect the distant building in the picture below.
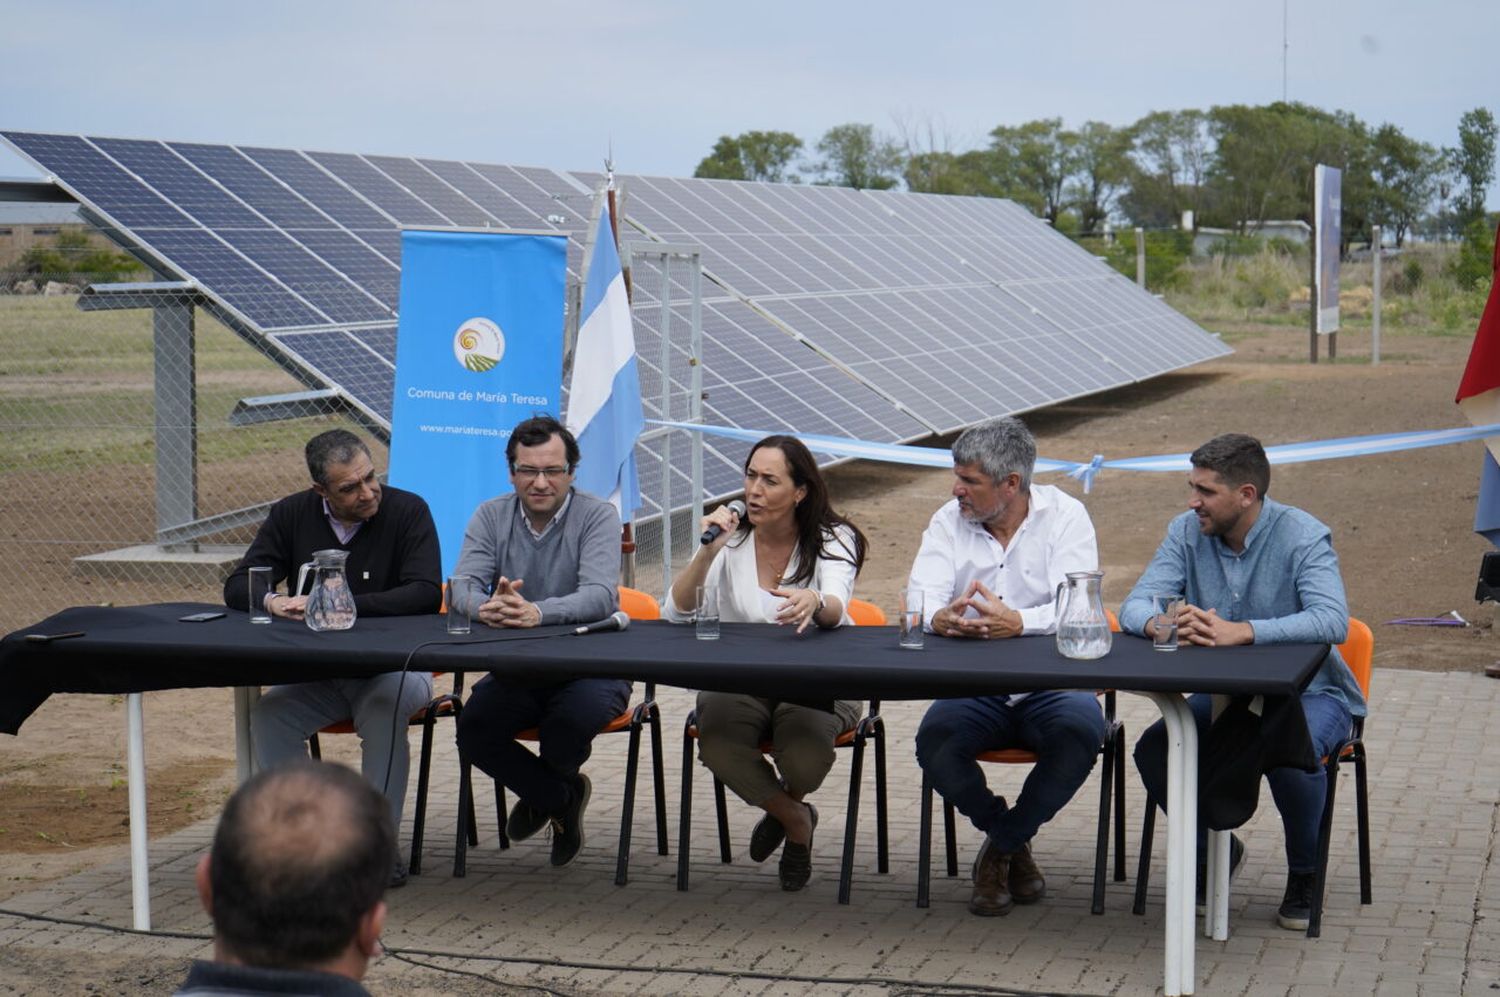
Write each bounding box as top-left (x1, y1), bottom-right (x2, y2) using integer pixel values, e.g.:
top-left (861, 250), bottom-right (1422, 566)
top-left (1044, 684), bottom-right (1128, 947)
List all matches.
top-left (0, 202), bottom-right (117, 270)
top-left (1191, 219), bottom-right (1311, 257)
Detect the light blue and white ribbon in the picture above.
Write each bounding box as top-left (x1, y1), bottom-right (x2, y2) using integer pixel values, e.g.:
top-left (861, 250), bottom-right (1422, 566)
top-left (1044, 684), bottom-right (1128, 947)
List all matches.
top-left (648, 419), bottom-right (1500, 493)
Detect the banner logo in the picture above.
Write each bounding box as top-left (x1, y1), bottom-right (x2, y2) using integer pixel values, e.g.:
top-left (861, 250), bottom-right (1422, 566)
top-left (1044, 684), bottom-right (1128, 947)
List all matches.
top-left (453, 317), bottom-right (504, 372)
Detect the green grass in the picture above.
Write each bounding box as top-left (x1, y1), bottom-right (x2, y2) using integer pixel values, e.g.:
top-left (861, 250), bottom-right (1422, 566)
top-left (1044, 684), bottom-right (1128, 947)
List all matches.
top-left (0, 295), bottom-right (336, 474)
top-left (1161, 241), bottom-right (1486, 336)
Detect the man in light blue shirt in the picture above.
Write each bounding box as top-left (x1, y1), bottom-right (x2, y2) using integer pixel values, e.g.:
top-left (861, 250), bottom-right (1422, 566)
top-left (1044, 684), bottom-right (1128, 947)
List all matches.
top-left (1122, 433), bottom-right (1366, 932)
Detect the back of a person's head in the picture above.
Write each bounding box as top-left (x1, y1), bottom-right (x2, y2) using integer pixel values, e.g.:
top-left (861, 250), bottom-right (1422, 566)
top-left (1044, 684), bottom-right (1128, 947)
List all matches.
top-left (209, 761), bottom-right (393, 968)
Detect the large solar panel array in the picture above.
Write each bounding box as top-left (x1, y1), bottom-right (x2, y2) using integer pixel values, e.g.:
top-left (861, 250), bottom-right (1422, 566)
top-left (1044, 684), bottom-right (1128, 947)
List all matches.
top-left (2, 130), bottom-right (1227, 513)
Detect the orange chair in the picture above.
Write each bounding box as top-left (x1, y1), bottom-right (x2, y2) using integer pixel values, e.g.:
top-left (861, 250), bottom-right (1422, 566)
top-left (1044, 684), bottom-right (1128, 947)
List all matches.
top-left (1308, 617), bottom-right (1373, 936)
top-left (676, 597), bottom-right (889, 903)
top-left (453, 586), bottom-right (668, 885)
top-left (916, 609), bottom-right (1127, 913)
top-left (1131, 617), bottom-right (1374, 938)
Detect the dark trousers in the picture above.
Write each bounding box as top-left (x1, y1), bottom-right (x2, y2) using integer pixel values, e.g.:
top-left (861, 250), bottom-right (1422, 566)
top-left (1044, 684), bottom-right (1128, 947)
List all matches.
top-left (1133, 691), bottom-right (1353, 873)
top-left (915, 690), bottom-right (1107, 853)
top-left (456, 674), bottom-right (632, 815)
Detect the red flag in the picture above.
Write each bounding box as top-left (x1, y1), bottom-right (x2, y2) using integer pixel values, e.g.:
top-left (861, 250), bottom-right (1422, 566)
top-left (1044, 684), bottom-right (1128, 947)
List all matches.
top-left (1455, 221), bottom-right (1500, 403)
top-left (1457, 222), bottom-right (1500, 544)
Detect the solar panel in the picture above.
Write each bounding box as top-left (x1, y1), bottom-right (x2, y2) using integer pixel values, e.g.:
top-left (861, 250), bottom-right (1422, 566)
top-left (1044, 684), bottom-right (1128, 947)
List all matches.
top-left (3, 129), bottom-right (1228, 517)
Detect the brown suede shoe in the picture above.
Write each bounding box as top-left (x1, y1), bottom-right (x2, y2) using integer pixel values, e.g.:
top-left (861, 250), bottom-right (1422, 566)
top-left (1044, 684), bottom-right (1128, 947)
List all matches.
top-left (968, 838), bottom-right (1014, 916)
top-left (1007, 841), bottom-right (1046, 905)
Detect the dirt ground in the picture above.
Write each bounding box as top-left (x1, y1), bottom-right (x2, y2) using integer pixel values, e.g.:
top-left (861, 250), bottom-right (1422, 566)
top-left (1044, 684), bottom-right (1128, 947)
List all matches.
top-left (0, 323), bottom-right (1495, 990)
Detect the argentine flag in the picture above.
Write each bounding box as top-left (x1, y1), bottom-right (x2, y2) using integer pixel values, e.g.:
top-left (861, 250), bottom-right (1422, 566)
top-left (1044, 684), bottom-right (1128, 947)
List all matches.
top-left (566, 199), bottom-right (643, 520)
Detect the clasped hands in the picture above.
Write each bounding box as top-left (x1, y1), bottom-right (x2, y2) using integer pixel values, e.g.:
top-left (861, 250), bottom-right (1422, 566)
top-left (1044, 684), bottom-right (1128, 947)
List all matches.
top-left (477, 576), bottom-right (541, 629)
top-left (1163, 604), bottom-right (1254, 647)
top-left (930, 581), bottom-right (1023, 640)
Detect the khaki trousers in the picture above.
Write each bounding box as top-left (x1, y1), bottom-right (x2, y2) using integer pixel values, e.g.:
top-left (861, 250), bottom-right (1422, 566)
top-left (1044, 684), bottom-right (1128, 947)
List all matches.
top-left (694, 692), bottom-right (864, 805)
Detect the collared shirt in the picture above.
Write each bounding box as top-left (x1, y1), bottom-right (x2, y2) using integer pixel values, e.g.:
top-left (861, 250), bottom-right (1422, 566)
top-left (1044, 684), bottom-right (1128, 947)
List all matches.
top-left (321, 497), bottom-right (365, 545)
top-left (1119, 497), bottom-right (1367, 717)
top-left (261, 498), bottom-right (368, 611)
top-left (518, 491), bottom-right (572, 540)
top-left (906, 484), bottom-right (1099, 635)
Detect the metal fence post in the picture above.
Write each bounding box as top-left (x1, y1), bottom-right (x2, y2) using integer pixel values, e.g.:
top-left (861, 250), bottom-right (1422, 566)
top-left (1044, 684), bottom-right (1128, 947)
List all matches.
top-left (1371, 225), bottom-right (1381, 367)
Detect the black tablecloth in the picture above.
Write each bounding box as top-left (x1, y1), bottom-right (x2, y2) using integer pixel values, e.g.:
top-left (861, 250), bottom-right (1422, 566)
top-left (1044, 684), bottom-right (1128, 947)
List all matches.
top-left (0, 602), bottom-right (1329, 735)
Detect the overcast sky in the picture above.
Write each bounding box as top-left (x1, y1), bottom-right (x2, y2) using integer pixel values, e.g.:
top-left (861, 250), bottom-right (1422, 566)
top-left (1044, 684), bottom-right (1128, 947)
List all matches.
top-left (2, 0), bottom-right (1495, 205)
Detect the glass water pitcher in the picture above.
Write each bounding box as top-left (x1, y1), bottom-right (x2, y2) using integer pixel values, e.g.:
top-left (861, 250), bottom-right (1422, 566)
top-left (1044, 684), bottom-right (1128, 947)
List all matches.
top-left (295, 549), bottom-right (357, 632)
top-left (1054, 570), bottom-right (1112, 660)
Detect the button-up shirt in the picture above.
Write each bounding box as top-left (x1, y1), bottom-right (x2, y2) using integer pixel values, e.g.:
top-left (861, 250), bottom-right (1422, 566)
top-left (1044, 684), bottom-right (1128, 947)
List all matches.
top-left (1119, 497), bottom-right (1366, 716)
top-left (907, 484), bottom-right (1099, 635)
top-left (519, 491), bottom-right (572, 540)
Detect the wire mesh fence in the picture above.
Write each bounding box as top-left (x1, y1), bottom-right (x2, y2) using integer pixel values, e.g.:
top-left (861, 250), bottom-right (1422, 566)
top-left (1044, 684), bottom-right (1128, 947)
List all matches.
top-left (1, 256), bottom-right (710, 632)
top-left (0, 278), bottom-right (382, 633)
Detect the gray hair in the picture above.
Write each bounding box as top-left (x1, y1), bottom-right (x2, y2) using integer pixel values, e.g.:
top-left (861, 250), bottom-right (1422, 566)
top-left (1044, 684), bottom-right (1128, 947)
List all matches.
top-left (304, 429), bottom-right (372, 487)
top-left (952, 417), bottom-right (1037, 491)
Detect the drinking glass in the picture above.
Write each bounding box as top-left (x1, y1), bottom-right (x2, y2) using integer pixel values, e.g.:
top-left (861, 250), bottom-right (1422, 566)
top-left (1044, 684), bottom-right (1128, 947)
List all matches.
top-left (248, 566), bottom-right (273, 625)
top-left (446, 575), bottom-right (473, 635)
top-left (1151, 594), bottom-right (1182, 651)
top-left (695, 584), bottom-right (720, 640)
top-left (899, 588), bottom-right (924, 650)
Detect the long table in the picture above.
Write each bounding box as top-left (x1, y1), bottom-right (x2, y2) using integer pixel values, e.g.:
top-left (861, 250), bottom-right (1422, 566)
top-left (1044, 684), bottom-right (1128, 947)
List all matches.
top-left (0, 602), bottom-right (1328, 996)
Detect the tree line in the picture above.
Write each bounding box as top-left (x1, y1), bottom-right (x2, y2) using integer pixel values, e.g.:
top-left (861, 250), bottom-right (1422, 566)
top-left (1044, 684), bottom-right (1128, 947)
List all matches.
top-left (694, 104), bottom-right (1497, 251)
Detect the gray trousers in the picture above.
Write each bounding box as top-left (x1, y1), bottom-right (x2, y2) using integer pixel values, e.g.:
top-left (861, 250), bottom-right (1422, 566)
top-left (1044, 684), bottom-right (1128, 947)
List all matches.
top-left (695, 692), bottom-right (864, 806)
top-left (251, 672), bottom-right (434, 831)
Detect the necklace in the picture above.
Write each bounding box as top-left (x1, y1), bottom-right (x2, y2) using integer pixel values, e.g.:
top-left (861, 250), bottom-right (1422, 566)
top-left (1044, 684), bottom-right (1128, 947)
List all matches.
top-left (755, 532), bottom-right (795, 588)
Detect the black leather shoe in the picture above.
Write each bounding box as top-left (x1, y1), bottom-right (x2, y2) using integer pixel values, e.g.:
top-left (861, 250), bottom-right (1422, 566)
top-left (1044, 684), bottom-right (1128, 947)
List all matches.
top-left (777, 804), bottom-right (817, 891)
top-left (505, 799), bottom-right (550, 843)
top-left (550, 774), bottom-right (591, 867)
top-left (749, 813), bottom-right (786, 863)
top-left (1276, 871), bottom-right (1316, 931)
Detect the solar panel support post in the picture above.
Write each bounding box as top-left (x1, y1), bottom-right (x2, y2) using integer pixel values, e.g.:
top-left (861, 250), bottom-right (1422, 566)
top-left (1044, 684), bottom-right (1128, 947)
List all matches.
top-left (77, 281), bottom-right (200, 539)
top-left (656, 248), bottom-right (676, 596)
top-left (688, 253), bottom-right (704, 543)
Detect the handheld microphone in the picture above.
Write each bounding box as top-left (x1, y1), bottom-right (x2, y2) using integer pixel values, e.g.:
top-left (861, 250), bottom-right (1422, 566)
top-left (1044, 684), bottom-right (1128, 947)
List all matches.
top-left (572, 610), bottom-right (631, 636)
top-left (700, 500), bottom-right (747, 546)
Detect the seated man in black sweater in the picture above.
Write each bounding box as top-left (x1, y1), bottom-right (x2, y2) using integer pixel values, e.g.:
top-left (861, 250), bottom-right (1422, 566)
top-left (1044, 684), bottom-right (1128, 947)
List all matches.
top-left (224, 430), bottom-right (441, 884)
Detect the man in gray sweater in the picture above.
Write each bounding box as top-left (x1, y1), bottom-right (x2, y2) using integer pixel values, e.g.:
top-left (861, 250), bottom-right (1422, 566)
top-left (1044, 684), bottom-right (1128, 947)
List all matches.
top-left (451, 415), bottom-right (623, 867)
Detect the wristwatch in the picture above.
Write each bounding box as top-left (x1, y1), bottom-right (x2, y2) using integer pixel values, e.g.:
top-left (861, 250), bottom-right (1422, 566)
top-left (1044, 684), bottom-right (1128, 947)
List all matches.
top-left (813, 591), bottom-right (826, 617)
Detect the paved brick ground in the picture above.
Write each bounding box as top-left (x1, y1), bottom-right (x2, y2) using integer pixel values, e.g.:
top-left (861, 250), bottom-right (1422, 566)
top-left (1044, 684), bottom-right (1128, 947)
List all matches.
top-left (2, 668), bottom-right (1497, 995)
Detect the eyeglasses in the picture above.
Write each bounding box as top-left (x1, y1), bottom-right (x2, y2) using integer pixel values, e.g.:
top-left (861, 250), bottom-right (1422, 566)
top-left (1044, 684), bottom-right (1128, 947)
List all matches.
top-left (512, 465), bottom-right (572, 481)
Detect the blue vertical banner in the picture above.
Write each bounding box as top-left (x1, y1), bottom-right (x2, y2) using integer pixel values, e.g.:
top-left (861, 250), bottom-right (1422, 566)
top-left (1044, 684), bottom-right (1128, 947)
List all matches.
top-left (388, 229), bottom-right (568, 576)
top-left (1315, 164), bottom-right (1342, 334)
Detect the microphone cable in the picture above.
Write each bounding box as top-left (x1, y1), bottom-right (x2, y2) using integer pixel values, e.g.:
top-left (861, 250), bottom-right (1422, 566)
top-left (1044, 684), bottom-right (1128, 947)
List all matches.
top-left (378, 626), bottom-right (612, 802)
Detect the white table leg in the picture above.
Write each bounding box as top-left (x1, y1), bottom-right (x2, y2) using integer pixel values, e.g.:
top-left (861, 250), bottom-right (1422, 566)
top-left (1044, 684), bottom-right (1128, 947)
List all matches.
top-left (1206, 829), bottom-right (1230, 939)
top-left (125, 692), bottom-right (150, 931)
top-left (233, 686), bottom-right (261, 783)
top-left (1143, 691), bottom-right (1199, 996)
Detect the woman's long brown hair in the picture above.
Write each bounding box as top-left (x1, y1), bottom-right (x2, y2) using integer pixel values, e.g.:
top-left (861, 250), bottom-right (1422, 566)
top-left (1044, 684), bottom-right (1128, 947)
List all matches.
top-left (732, 435), bottom-right (867, 587)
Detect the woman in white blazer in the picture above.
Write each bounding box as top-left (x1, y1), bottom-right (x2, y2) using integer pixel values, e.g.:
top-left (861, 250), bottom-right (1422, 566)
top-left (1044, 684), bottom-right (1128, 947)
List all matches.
top-left (666, 435), bottom-right (867, 891)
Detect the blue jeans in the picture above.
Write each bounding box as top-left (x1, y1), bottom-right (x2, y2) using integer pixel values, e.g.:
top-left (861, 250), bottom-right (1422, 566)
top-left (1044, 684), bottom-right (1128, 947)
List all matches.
top-left (456, 675), bottom-right (632, 815)
top-left (916, 691), bottom-right (1108, 853)
top-left (1133, 692), bottom-right (1353, 873)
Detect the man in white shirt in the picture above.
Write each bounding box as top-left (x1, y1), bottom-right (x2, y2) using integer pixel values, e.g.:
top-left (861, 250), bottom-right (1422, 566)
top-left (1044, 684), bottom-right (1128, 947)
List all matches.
top-left (908, 417), bottom-right (1107, 917)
